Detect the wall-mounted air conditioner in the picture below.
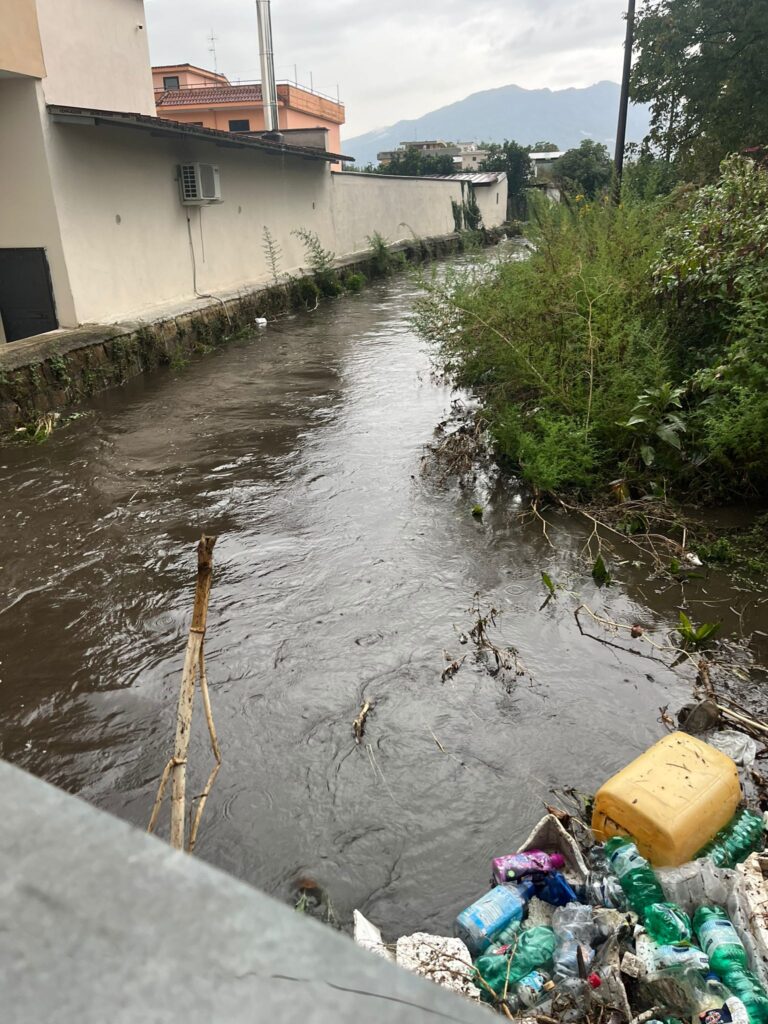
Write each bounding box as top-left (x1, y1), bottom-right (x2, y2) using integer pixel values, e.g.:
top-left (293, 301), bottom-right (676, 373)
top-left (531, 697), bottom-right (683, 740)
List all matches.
top-left (178, 163), bottom-right (222, 205)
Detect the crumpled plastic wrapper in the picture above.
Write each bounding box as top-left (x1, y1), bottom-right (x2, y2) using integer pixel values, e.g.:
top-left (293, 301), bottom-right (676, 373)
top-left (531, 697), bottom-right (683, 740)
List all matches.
top-left (700, 730), bottom-right (758, 767)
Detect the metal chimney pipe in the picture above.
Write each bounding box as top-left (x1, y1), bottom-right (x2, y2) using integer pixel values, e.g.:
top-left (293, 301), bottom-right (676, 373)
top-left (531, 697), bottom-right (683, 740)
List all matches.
top-left (256, 0), bottom-right (279, 133)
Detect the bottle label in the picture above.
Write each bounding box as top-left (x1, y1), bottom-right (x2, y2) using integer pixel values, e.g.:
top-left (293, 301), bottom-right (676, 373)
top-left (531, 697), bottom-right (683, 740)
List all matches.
top-left (608, 844), bottom-right (643, 878)
top-left (651, 944), bottom-right (710, 971)
top-left (461, 888), bottom-right (518, 934)
top-left (699, 1005), bottom-right (734, 1024)
top-left (698, 918), bottom-right (741, 956)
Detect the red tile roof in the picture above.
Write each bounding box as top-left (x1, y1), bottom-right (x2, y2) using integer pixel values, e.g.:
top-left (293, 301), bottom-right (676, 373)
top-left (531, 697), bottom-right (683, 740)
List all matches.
top-left (155, 86), bottom-right (263, 107)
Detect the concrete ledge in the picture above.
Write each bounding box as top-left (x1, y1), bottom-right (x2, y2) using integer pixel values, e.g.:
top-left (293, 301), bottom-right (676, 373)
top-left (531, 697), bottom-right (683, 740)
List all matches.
top-left (0, 230), bottom-right (505, 433)
top-left (0, 758), bottom-right (486, 1024)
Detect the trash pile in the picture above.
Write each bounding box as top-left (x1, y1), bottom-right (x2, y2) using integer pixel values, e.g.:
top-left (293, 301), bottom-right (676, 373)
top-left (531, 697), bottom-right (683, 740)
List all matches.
top-left (355, 730), bottom-right (768, 1023)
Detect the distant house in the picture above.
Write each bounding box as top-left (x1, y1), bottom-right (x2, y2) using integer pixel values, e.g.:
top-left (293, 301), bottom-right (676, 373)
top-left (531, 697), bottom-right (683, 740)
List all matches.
top-left (377, 139), bottom-right (489, 170)
top-left (425, 172), bottom-right (508, 225)
top-left (153, 64), bottom-right (346, 157)
top-left (529, 151), bottom-right (566, 179)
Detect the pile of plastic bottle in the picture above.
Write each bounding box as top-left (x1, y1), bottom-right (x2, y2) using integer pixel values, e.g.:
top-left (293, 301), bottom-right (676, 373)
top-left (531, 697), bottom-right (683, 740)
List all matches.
top-left (454, 808), bottom-right (768, 1022)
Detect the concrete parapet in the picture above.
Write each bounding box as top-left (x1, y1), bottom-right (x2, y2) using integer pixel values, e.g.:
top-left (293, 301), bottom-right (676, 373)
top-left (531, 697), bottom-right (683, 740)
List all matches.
top-left (0, 757), bottom-right (487, 1023)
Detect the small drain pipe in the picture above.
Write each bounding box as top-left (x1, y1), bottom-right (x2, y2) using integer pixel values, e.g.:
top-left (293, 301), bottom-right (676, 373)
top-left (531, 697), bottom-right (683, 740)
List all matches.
top-left (256, 1), bottom-right (281, 137)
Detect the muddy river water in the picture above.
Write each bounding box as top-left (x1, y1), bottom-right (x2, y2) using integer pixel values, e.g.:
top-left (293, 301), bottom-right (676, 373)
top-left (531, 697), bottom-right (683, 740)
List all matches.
top-left (1, 255), bottom-right (763, 937)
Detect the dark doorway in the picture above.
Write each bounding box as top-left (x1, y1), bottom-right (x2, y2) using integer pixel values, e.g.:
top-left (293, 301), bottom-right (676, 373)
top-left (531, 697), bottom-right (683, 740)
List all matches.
top-left (0, 248), bottom-right (58, 343)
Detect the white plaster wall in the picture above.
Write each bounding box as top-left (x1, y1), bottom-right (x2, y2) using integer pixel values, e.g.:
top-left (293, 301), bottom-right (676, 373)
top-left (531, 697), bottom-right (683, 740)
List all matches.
top-left (0, 78), bottom-right (76, 325)
top-left (42, 124), bottom-right (479, 326)
top-left (44, 122), bottom-right (335, 323)
top-left (329, 173), bottom-right (463, 253)
top-left (36, 0), bottom-right (155, 114)
top-left (474, 178), bottom-right (508, 229)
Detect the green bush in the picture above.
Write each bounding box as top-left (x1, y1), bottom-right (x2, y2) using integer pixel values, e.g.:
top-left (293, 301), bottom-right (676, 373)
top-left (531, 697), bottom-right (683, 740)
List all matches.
top-left (343, 271), bottom-right (366, 292)
top-left (415, 193), bottom-right (673, 496)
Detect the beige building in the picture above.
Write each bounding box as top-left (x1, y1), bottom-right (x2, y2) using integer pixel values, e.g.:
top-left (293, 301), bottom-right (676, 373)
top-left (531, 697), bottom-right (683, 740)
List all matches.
top-left (0, 0), bottom-right (506, 342)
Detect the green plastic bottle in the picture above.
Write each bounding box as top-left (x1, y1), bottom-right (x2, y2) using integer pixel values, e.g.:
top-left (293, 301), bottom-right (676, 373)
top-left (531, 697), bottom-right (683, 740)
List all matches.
top-left (693, 907), bottom-right (768, 1024)
top-left (474, 926), bottom-right (556, 1001)
top-left (645, 902), bottom-right (693, 945)
top-left (693, 906), bottom-right (749, 977)
top-left (697, 809), bottom-right (765, 868)
top-left (605, 836), bottom-right (666, 918)
top-left (724, 969), bottom-right (768, 1024)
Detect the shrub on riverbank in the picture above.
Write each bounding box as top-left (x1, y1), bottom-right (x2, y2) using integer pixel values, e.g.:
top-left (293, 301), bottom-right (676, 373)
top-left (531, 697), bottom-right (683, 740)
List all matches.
top-left (415, 157), bottom-right (768, 502)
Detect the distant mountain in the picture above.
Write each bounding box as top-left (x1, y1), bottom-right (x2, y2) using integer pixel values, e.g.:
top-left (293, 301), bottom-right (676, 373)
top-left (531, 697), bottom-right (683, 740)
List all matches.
top-left (343, 81), bottom-right (651, 166)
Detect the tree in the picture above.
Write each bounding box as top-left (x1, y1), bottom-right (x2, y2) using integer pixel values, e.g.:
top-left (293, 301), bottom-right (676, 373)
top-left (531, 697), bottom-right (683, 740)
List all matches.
top-left (530, 141), bottom-right (561, 153)
top-left (631, 0), bottom-right (768, 179)
top-left (375, 149), bottom-right (456, 176)
top-left (554, 140), bottom-right (613, 198)
top-left (480, 141), bottom-right (532, 197)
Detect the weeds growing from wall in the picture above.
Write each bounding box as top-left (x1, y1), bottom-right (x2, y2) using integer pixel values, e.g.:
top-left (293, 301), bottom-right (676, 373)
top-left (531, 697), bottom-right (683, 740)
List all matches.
top-left (262, 226), bottom-right (282, 285)
top-left (292, 227), bottom-right (343, 296)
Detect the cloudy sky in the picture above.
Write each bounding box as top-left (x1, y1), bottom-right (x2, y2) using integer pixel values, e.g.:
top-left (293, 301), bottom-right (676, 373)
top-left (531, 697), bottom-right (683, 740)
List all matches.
top-left (145, 0), bottom-right (631, 139)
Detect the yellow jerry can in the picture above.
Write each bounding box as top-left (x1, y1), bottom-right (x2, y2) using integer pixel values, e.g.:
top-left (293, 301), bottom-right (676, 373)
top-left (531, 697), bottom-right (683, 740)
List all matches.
top-left (592, 731), bottom-right (741, 866)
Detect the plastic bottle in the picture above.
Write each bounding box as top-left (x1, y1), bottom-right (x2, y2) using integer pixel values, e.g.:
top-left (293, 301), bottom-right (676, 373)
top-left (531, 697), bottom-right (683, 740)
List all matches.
top-left (693, 908), bottom-right (768, 1024)
top-left (693, 907), bottom-right (749, 977)
top-left (696, 809), bottom-right (765, 868)
top-left (512, 966), bottom-right (552, 1007)
top-left (473, 926), bottom-right (556, 1001)
top-left (718, 969), bottom-right (768, 1024)
top-left (645, 941), bottom-right (710, 974)
top-left (605, 836), bottom-right (666, 917)
top-left (577, 872), bottom-right (629, 910)
top-left (552, 903), bottom-right (596, 981)
top-left (490, 919), bottom-right (522, 951)
top-left (646, 902), bottom-right (694, 945)
top-left (492, 850), bottom-right (566, 885)
top-left (455, 880), bottom-right (535, 956)
top-left (679, 969), bottom-right (749, 1024)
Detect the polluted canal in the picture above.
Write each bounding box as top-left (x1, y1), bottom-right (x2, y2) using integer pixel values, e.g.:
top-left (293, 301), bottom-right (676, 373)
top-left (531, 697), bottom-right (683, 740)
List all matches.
top-left (0, 254), bottom-right (755, 940)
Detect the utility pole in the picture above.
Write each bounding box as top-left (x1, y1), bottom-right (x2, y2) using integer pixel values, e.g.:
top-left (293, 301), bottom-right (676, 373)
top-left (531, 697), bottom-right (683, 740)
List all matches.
top-left (613, 0), bottom-right (636, 201)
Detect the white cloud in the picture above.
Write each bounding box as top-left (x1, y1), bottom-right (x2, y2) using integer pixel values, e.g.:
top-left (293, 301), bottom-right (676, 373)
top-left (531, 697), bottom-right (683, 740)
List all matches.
top-left (144, 0), bottom-right (631, 137)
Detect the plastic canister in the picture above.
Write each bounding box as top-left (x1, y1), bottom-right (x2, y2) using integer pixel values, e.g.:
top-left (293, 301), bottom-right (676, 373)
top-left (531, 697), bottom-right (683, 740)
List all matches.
top-left (591, 732), bottom-right (741, 866)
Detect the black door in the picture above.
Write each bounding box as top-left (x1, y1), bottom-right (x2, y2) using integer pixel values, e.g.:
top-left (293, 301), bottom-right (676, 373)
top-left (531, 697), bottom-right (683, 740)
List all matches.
top-left (0, 248), bottom-right (58, 342)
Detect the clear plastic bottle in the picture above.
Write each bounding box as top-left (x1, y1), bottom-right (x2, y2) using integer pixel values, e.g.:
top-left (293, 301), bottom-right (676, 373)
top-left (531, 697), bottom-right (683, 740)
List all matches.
top-left (455, 879), bottom-right (535, 956)
top-left (605, 836), bottom-right (666, 917)
top-left (516, 970), bottom-right (555, 1008)
top-left (696, 810), bottom-right (764, 868)
top-left (577, 872), bottom-right (629, 910)
top-left (679, 969), bottom-right (749, 1024)
top-left (646, 902), bottom-right (694, 945)
top-left (552, 903), bottom-right (596, 981)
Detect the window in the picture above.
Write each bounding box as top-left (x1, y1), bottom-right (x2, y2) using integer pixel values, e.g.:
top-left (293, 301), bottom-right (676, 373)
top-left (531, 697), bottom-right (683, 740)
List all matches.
top-left (228, 119), bottom-right (251, 133)
top-left (163, 76), bottom-right (180, 90)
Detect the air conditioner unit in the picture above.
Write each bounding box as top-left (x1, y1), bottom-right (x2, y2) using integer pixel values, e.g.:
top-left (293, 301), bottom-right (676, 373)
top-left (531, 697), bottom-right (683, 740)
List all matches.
top-left (178, 163), bottom-right (222, 205)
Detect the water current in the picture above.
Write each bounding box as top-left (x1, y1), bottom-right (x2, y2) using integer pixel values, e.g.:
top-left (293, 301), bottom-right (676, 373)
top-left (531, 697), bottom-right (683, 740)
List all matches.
top-left (1, 253), bottom-right (762, 937)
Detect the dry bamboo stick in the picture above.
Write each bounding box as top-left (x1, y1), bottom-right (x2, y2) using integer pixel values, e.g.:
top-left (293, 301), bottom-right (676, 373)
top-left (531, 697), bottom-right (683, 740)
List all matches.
top-left (168, 535), bottom-right (216, 850)
top-left (187, 644), bottom-right (223, 853)
top-left (147, 757), bottom-right (175, 834)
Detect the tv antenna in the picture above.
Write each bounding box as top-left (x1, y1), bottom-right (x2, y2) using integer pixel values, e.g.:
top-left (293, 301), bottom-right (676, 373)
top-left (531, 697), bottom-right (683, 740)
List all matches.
top-left (208, 30), bottom-right (219, 74)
